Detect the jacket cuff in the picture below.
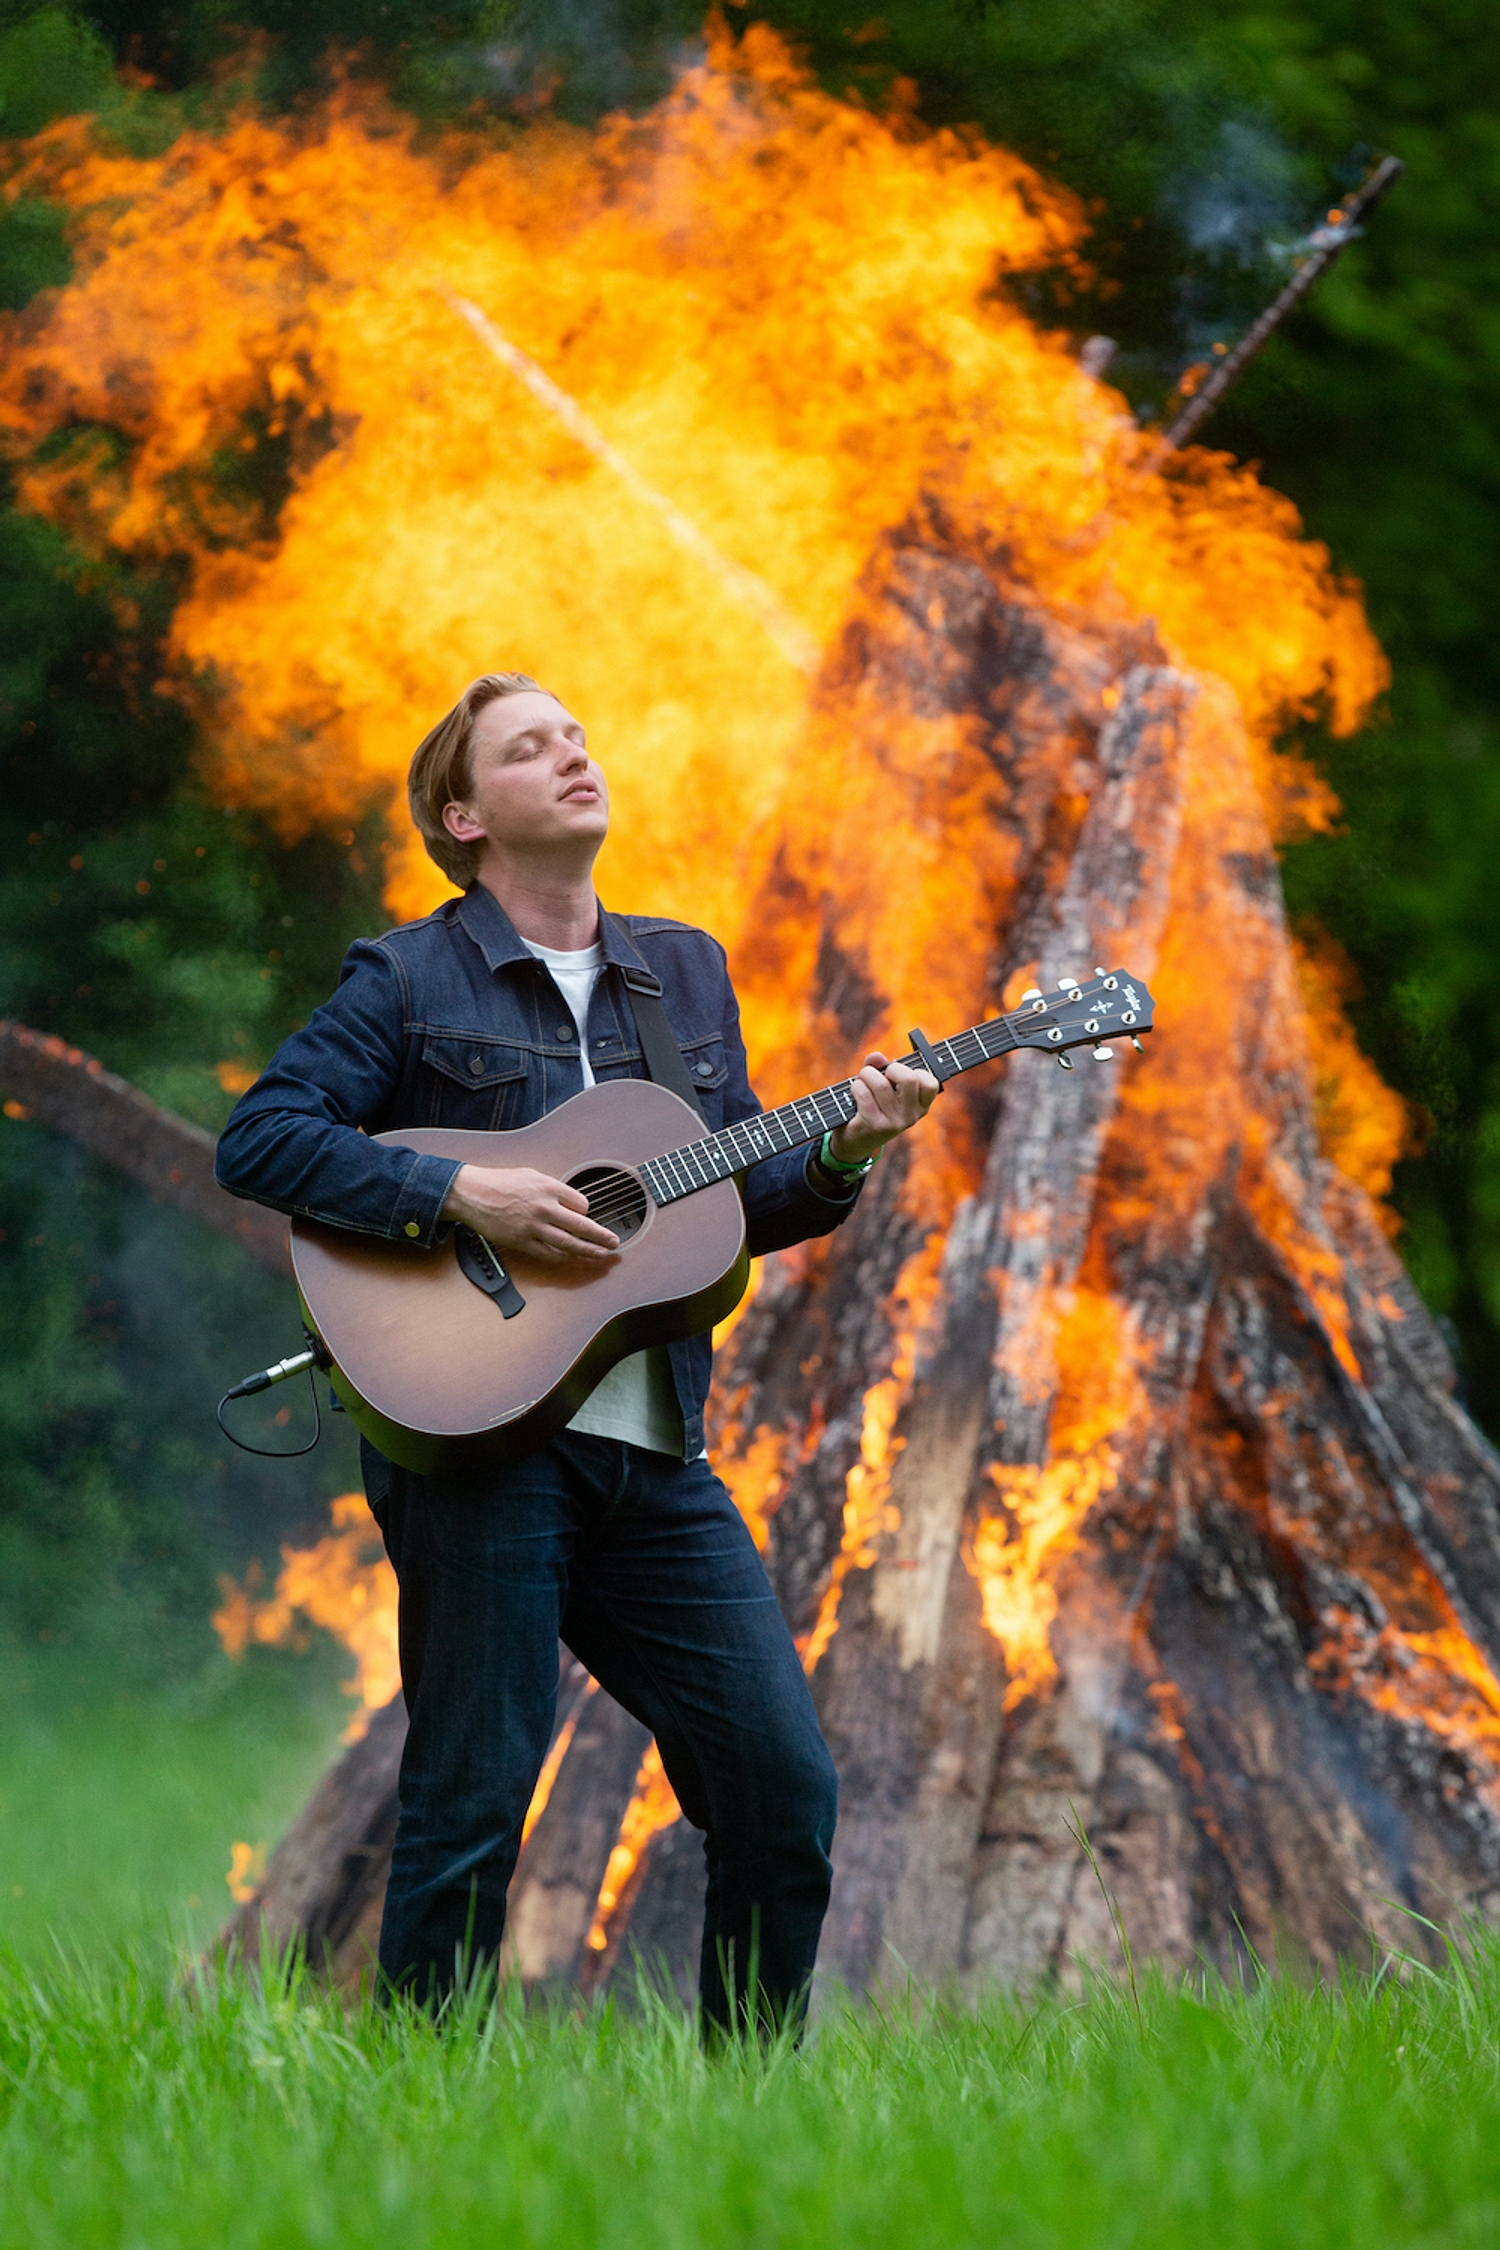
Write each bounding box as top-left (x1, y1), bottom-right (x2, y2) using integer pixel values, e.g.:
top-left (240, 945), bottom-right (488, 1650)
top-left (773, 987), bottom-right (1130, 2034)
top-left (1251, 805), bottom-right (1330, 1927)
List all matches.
top-left (802, 1146), bottom-right (863, 1206)
top-left (390, 1150), bottom-right (464, 1244)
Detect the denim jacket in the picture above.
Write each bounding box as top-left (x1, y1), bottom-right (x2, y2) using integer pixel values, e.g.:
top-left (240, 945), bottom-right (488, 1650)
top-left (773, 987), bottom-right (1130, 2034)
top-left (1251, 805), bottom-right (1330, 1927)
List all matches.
top-left (215, 884), bottom-right (863, 1459)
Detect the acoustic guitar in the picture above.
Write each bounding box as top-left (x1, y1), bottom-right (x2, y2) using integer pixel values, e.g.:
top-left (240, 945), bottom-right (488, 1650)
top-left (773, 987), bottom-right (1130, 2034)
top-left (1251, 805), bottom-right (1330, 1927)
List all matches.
top-left (289, 968), bottom-right (1155, 1474)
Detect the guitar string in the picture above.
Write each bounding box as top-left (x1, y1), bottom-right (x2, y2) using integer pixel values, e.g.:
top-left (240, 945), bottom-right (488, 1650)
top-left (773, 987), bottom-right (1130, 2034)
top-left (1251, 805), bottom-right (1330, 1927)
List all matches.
top-left (635, 1009), bottom-right (1034, 1202)
top-left (596, 1016), bottom-right (1027, 1218)
top-left (571, 1074), bottom-right (869, 1227)
top-left (596, 1049), bottom-right (957, 1217)
top-left (478, 992), bottom-right (1115, 1246)
top-left (496, 996), bottom-right (1106, 1242)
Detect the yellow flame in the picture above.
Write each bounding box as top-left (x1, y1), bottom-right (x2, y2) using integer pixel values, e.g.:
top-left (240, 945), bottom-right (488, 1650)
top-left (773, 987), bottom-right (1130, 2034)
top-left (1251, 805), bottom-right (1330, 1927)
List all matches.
top-left (967, 1454), bottom-right (1118, 1709)
top-left (1294, 926), bottom-right (1412, 1226)
top-left (713, 1419), bottom-right (791, 1553)
top-left (584, 1743), bottom-right (683, 1952)
top-left (521, 1684), bottom-right (597, 1850)
top-left (801, 1224), bottom-right (950, 1672)
top-left (212, 1491), bottom-right (399, 1738)
top-left (226, 1839), bottom-right (266, 1903)
top-left (964, 1285), bottom-right (1140, 1702)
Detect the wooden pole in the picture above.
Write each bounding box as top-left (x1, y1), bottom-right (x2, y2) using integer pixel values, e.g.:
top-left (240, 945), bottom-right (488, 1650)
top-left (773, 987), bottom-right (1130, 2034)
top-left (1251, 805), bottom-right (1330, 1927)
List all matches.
top-left (1156, 156), bottom-right (1404, 456)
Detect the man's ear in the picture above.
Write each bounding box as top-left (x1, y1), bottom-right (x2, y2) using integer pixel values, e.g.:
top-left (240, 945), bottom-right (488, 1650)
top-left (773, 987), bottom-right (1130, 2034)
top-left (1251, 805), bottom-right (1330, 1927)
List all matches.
top-left (442, 801), bottom-right (486, 845)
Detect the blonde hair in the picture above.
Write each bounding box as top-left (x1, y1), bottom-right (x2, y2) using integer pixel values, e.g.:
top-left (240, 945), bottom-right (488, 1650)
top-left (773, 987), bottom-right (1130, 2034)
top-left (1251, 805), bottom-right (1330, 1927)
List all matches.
top-left (407, 672), bottom-right (547, 887)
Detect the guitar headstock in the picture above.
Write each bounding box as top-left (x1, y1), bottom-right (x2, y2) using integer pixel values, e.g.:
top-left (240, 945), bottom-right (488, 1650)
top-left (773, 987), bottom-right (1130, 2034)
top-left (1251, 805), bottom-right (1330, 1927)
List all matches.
top-left (1003, 968), bottom-right (1156, 1067)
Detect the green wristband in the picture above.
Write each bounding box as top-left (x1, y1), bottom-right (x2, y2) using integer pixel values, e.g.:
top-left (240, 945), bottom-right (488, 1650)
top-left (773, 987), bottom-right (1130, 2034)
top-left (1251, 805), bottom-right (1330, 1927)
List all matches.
top-left (818, 1130), bottom-right (879, 1179)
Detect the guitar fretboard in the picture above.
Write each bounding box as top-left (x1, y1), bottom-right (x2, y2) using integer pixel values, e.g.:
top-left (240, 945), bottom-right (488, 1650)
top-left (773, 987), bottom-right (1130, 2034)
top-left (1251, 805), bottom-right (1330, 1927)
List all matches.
top-left (638, 1013), bottom-right (1020, 1207)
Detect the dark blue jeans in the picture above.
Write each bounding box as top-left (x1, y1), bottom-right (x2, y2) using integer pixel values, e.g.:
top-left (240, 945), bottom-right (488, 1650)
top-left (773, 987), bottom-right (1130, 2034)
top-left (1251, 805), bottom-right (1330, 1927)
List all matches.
top-left (362, 1432), bottom-right (838, 2029)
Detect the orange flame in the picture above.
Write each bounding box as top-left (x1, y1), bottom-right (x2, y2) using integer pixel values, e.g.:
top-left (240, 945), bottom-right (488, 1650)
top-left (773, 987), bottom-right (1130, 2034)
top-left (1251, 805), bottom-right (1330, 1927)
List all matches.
top-left (966, 1287), bottom-right (1142, 1708)
top-left (713, 1416), bottom-right (792, 1554)
top-left (522, 1681), bottom-right (597, 1849)
top-left (212, 1491), bottom-right (399, 1738)
top-left (225, 1839), bottom-right (266, 1903)
top-left (1310, 1609), bottom-right (1500, 1810)
top-left (801, 1222), bottom-right (951, 1671)
top-left (0, 21), bottom-right (1379, 1026)
top-left (1294, 925), bottom-right (1412, 1226)
top-left (584, 1743), bottom-right (683, 1954)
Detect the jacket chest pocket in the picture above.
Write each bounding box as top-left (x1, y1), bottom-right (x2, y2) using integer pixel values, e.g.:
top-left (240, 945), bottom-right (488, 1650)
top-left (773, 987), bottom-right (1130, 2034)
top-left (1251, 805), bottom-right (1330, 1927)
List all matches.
top-left (678, 1035), bottom-right (729, 1125)
top-left (419, 1034), bottom-right (530, 1130)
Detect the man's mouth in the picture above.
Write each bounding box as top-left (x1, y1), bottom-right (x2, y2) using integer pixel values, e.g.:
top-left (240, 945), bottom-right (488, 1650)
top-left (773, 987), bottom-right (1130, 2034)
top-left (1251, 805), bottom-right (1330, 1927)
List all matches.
top-left (561, 782), bottom-right (599, 803)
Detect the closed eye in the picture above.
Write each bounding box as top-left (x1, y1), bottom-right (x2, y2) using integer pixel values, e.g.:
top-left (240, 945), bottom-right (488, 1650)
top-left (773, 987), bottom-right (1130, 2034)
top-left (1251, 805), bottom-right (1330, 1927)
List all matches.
top-left (504, 728), bottom-right (586, 760)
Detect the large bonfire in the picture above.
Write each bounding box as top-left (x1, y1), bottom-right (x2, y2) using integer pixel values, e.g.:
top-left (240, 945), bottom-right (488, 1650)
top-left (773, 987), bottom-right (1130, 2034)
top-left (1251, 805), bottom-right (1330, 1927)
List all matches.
top-left (8, 18), bottom-right (1497, 1994)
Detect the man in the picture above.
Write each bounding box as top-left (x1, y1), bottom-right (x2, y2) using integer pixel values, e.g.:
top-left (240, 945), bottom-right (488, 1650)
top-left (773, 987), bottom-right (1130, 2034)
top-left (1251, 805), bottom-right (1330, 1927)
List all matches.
top-left (216, 671), bottom-right (937, 2028)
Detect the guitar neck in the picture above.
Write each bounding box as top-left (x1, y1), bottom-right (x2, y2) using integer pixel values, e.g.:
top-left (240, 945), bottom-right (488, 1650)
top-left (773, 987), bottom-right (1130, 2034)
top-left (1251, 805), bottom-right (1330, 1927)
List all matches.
top-left (638, 967), bottom-right (1157, 1207)
top-left (638, 1015), bottom-right (1019, 1208)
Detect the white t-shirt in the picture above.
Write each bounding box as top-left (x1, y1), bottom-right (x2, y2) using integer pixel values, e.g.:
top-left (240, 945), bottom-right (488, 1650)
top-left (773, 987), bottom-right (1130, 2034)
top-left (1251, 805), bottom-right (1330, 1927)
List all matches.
top-left (522, 937), bottom-right (684, 1457)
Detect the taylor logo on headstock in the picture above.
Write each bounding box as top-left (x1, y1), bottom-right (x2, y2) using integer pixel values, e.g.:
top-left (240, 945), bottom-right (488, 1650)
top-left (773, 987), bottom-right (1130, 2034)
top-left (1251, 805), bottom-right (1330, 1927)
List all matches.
top-left (994, 967), bottom-right (1155, 1070)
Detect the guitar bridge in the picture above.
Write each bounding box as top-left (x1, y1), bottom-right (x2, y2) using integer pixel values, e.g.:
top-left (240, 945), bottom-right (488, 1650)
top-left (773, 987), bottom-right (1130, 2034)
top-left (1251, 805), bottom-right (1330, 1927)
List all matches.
top-left (455, 1226), bottom-right (526, 1318)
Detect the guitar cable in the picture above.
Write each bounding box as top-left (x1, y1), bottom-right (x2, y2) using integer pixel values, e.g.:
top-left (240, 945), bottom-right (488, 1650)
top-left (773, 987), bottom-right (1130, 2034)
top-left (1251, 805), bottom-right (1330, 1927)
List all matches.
top-left (216, 1333), bottom-right (330, 1459)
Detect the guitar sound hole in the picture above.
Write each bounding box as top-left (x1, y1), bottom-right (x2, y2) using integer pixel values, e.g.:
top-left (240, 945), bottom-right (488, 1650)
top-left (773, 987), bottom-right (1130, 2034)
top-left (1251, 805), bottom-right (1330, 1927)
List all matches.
top-left (568, 1164), bottom-right (650, 1244)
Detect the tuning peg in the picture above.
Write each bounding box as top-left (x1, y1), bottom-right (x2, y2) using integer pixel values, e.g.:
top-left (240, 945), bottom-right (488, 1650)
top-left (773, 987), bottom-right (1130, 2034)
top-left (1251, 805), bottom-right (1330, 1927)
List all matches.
top-left (1130, 1035), bottom-right (1145, 1055)
top-left (1094, 966), bottom-right (1107, 976)
top-left (1057, 1053), bottom-right (1074, 1069)
top-left (1092, 1045), bottom-right (1114, 1062)
top-left (1020, 987), bottom-right (1043, 1002)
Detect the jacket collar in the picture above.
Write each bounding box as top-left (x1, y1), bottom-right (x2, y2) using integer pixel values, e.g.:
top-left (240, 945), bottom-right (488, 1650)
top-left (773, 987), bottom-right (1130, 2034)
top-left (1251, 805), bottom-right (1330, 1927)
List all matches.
top-left (456, 883), bottom-right (653, 982)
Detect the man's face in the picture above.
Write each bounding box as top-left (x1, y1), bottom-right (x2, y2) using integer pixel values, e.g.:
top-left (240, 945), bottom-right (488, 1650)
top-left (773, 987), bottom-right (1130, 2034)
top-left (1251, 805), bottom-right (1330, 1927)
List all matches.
top-left (443, 691), bottom-right (610, 865)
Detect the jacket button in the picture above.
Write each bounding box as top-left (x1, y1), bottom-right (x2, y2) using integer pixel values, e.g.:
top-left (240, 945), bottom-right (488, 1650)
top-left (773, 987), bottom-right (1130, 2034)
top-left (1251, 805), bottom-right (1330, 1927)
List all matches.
top-left (404, 1221), bottom-right (421, 1238)
top-left (468, 1055), bottom-right (484, 1075)
top-left (557, 1025), bottom-right (575, 1041)
top-left (696, 1059), bottom-right (714, 1077)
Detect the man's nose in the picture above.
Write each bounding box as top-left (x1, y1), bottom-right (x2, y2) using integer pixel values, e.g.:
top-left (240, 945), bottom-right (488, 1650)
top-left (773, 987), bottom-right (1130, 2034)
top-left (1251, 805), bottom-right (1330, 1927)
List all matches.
top-left (554, 733), bottom-right (588, 769)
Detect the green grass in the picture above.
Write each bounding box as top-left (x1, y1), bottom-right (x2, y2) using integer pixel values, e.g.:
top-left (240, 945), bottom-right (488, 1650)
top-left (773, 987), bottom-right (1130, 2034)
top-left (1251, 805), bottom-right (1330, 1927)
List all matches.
top-left (0, 1634), bottom-right (349, 1969)
top-left (2, 1940), bottom-right (1500, 2247)
top-left (3, 1651), bottom-right (1500, 2246)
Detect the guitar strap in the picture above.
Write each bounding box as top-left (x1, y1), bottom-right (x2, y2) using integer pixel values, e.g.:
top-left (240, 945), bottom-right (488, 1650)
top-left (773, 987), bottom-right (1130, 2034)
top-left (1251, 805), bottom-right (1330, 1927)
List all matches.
top-left (604, 923), bottom-right (709, 1126)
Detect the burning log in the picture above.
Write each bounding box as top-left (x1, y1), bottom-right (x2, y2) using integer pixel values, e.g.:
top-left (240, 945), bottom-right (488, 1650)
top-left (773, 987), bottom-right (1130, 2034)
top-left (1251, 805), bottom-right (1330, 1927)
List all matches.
top-left (0, 1019), bottom-right (292, 1277)
top-left (220, 1692), bottom-right (405, 1971)
top-left (221, 535), bottom-right (1500, 1998)
top-left (697, 542), bottom-right (1500, 1992)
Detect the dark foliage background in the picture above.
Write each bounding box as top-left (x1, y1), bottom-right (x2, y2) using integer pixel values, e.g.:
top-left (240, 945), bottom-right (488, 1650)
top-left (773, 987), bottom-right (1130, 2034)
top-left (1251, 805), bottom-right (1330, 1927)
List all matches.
top-left (0, 0), bottom-right (1495, 1658)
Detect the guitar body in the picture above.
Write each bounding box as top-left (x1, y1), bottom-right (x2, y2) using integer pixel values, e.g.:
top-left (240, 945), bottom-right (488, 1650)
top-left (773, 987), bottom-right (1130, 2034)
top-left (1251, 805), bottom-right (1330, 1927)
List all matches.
top-left (291, 1078), bottom-right (748, 1477)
